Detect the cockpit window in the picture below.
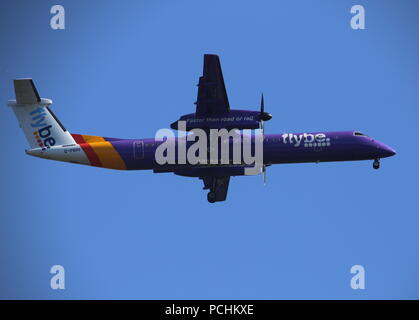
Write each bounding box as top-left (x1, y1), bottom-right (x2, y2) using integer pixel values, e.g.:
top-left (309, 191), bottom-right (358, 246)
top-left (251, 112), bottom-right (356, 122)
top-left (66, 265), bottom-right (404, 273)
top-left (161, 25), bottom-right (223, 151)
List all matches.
top-left (354, 131), bottom-right (368, 137)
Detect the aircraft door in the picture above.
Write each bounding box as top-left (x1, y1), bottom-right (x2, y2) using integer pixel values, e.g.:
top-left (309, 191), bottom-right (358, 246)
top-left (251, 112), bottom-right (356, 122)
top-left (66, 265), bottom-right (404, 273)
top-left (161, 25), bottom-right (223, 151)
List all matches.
top-left (134, 141), bottom-right (144, 160)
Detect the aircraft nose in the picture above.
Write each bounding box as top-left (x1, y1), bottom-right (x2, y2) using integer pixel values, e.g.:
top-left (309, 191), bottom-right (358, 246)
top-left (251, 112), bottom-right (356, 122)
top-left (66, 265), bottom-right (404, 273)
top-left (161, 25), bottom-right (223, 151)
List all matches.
top-left (377, 142), bottom-right (396, 158)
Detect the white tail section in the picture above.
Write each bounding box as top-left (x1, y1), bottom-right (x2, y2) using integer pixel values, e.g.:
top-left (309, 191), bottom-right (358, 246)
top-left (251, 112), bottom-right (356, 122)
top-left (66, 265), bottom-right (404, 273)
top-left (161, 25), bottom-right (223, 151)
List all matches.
top-left (8, 79), bottom-right (75, 149)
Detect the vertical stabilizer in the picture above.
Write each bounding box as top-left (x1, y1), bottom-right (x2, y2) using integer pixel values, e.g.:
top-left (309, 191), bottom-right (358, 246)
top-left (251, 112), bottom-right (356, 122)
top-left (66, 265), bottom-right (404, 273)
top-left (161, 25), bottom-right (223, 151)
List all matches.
top-left (8, 79), bottom-right (76, 149)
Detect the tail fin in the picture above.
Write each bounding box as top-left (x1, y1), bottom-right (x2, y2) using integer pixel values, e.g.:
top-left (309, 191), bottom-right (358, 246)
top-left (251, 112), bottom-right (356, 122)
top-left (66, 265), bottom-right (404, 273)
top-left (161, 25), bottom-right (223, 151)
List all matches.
top-left (8, 79), bottom-right (75, 149)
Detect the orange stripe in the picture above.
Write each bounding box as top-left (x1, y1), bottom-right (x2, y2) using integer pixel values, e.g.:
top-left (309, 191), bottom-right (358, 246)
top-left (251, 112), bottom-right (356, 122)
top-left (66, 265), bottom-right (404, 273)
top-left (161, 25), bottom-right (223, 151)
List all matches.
top-left (88, 142), bottom-right (127, 170)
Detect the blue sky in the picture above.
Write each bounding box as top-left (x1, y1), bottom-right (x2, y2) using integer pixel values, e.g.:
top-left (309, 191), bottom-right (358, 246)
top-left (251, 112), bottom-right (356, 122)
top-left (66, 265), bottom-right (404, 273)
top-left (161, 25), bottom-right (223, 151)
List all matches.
top-left (1, 0), bottom-right (419, 299)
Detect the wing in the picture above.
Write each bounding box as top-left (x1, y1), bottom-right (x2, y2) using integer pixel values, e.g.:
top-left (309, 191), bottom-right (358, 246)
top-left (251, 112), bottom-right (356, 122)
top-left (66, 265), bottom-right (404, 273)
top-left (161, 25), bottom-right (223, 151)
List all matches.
top-left (195, 54), bottom-right (230, 116)
top-left (200, 176), bottom-right (230, 202)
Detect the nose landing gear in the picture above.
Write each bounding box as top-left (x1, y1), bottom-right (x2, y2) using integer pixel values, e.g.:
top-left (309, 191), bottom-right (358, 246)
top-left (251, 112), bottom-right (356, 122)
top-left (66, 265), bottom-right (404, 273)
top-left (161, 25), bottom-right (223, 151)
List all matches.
top-left (207, 191), bottom-right (216, 203)
top-left (373, 159), bottom-right (380, 170)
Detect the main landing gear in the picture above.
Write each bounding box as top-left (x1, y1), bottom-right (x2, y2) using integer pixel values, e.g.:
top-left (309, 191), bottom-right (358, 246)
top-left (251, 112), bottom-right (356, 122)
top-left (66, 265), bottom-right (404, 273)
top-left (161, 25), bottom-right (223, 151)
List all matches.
top-left (207, 191), bottom-right (216, 203)
top-left (373, 158), bottom-right (380, 170)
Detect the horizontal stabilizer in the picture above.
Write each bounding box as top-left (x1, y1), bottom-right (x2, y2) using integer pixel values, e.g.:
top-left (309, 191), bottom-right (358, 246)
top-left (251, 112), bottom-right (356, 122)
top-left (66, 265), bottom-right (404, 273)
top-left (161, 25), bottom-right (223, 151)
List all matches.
top-left (14, 79), bottom-right (41, 104)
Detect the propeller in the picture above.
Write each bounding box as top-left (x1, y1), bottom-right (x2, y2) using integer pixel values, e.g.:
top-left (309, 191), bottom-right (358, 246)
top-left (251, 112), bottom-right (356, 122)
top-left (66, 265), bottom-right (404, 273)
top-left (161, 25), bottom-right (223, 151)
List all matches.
top-left (262, 163), bottom-right (266, 185)
top-left (259, 93), bottom-right (272, 134)
top-left (260, 93), bottom-right (265, 136)
top-left (259, 93), bottom-right (271, 185)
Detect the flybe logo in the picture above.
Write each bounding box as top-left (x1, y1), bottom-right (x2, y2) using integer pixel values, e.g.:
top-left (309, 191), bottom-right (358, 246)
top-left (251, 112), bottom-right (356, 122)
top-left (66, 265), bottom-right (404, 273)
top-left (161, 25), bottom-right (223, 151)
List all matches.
top-left (282, 133), bottom-right (331, 148)
top-left (30, 107), bottom-right (55, 148)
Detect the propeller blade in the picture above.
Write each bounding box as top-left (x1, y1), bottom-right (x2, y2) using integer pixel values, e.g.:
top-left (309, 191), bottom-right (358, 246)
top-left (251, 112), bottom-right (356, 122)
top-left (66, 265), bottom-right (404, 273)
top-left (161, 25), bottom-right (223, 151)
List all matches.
top-left (260, 93), bottom-right (266, 185)
top-left (259, 93), bottom-right (272, 122)
top-left (261, 119), bottom-right (264, 137)
top-left (263, 165), bottom-right (266, 185)
top-left (260, 93), bottom-right (264, 114)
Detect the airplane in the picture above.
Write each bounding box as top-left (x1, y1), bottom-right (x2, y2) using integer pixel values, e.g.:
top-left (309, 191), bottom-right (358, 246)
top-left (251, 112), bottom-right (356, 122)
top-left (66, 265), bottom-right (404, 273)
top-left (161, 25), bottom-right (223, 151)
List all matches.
top-left (8, 54), bottom-right (396, 203)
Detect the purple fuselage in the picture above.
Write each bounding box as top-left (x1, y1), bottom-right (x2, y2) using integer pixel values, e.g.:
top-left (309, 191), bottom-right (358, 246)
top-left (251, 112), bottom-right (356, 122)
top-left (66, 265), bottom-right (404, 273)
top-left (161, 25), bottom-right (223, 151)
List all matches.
top-left (106, 130), bottom-right (396, 174)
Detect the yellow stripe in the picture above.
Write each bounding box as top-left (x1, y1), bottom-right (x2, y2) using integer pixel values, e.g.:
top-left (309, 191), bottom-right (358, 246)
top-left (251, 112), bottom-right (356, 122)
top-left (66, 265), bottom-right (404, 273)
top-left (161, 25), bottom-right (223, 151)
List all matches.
top-left (88, 142), bottom-right (127, 170)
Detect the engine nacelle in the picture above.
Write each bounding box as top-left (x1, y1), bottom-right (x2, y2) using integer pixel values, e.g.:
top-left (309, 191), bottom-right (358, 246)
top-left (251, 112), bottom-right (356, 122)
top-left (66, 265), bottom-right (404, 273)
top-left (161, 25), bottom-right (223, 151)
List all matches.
top-left (170, 109), bottom-right (267, 131)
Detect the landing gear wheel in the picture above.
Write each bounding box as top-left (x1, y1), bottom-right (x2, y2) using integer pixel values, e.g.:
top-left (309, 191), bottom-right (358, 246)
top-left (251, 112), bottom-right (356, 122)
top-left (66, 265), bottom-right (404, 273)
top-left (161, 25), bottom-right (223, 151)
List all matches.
top-left (207, 191), bottom-right (216, 203)
top-left (373, 159), bottom-right (380, 170)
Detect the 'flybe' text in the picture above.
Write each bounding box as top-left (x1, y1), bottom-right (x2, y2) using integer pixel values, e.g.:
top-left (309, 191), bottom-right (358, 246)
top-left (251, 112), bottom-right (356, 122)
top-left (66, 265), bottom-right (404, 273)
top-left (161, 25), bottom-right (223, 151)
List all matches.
top-left (30, 107), bottom-right (55, 148)
top-left (282, 133), bottom-right (331, 147)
